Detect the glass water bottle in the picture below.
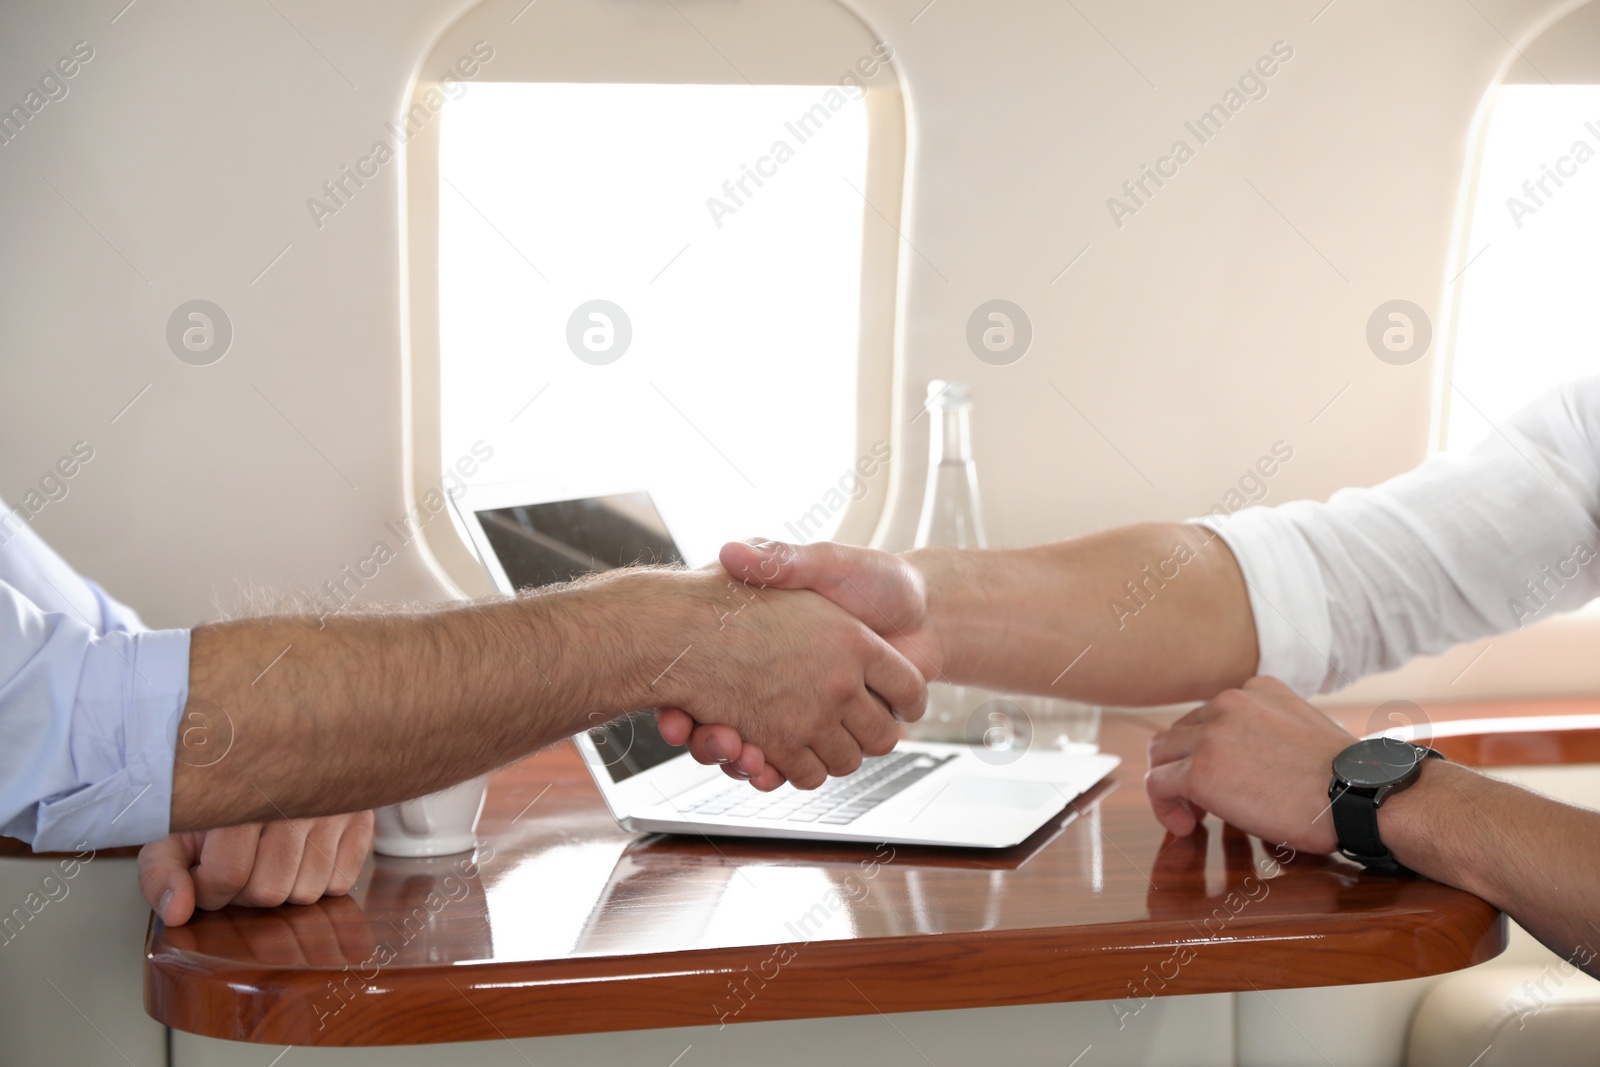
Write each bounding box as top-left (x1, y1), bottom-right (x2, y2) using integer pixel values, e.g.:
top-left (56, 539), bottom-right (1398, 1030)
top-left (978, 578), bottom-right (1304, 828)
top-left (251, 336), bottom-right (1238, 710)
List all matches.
top-left (907, 380), bottom-right (989, 742)
top-left (914, 381), bottom-right (988, 550)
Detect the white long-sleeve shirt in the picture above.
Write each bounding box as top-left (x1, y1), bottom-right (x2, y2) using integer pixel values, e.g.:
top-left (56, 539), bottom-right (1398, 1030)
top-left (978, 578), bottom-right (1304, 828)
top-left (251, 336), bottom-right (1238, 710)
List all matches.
top-left (0, 505), bottom-right (188, 851)
top-left (1202, 377), bottom-right (1600, 696)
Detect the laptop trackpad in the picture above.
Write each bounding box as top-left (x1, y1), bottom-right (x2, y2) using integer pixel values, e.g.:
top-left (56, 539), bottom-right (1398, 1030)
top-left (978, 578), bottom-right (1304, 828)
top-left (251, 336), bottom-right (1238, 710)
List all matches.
top-left (915, 776), bottom-right (1062, 817)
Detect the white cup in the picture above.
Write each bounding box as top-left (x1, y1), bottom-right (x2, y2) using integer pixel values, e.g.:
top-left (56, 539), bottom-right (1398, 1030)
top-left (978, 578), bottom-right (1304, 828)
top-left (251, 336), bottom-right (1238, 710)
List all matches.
top-left (372, 775), bottom-right (489, 857)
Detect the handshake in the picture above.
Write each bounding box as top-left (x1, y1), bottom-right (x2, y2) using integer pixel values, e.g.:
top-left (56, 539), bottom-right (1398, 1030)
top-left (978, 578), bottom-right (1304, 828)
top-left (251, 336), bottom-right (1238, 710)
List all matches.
top-left (149, 522), bottom-right (1250, 925)
top-left (145, 535), bottom-right (950, 926)
top-left (148, 518), bottom-right (1362, 932)
top-left (646, 538), bottom-right (948, 793)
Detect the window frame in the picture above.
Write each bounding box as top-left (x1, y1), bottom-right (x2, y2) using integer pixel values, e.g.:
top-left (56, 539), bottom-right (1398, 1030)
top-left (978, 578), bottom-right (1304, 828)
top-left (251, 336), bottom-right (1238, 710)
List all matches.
top-left (1429, 1), bottom-right (1600, 455)
top-left (398, 0), bottom-right (907, 596)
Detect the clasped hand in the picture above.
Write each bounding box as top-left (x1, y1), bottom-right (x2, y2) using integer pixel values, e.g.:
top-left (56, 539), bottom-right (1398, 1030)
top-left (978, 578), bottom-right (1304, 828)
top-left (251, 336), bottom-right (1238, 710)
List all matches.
top-left (671, 546), bottom-right (1363, 871)
top-left (658, 539), bottom-right (943, 791)
top-left (140, 539), bottom-right (935, 924)
top-left (139, 812), bottom-right (374, 926)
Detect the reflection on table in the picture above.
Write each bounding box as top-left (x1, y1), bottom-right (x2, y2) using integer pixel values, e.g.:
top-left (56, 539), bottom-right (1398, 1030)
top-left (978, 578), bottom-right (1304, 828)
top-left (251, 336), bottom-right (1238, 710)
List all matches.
top-left (147, 714), bottom-right (1505, 1047)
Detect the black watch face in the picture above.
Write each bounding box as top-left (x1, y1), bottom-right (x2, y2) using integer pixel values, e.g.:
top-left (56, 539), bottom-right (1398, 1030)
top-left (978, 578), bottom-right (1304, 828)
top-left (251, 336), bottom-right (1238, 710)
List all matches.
top-left (1332, 737), bottom-right (1426, 789)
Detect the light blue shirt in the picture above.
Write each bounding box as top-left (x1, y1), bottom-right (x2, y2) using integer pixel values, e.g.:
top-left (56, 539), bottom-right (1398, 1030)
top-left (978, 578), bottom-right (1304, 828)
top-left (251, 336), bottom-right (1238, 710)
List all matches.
top-left (0, 503), bottom-right (189, 850)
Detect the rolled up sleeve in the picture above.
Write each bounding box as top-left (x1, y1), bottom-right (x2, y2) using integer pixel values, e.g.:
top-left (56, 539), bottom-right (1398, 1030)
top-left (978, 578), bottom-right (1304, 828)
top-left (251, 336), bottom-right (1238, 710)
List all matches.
top-left (0, 581), bottom-right (189, 851)
top-left (1192, 503), bottom-right (1334, 697)
top-left (1194, 378), bottom-right (1600, 696)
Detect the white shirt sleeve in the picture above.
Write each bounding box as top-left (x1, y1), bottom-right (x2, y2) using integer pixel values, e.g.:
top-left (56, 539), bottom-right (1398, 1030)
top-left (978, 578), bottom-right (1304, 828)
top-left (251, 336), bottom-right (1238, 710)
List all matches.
top-left (0, 507), bottom-right (188, 850)
top-left (1196, 377), bottom-right (1600, 695)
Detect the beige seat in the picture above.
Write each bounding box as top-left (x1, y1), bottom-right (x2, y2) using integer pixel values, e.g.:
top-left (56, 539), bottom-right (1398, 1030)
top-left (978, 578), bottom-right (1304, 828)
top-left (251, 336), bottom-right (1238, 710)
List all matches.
top-left (1407, 963), bottom-right (1600, 1067)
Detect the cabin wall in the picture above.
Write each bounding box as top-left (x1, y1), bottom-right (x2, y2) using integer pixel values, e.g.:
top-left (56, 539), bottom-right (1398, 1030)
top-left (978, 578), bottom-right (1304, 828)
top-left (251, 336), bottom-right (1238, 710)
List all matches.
top-left (0, 0), bottom-right (1590, 704)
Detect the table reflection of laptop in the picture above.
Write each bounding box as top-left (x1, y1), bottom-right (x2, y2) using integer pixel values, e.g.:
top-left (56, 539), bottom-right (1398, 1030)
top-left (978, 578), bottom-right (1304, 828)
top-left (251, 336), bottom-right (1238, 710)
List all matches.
top-left (454, 486), bottom-right (1119, 849)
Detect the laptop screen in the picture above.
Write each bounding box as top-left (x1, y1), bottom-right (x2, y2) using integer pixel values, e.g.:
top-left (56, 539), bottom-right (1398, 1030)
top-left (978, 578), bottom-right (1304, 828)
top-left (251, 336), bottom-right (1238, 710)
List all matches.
top-left (474, 492), bottom-right (685, 784)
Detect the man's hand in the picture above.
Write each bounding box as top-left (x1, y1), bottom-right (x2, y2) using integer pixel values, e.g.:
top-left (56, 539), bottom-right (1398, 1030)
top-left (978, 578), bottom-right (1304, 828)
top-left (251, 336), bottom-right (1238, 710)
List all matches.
top-left (1145, 676), bottom-right (1352, 852)
top-left (648, 562), bottom-right (927, 790)
top-left (138, 812), bottom-right (373, 926)
top-left (658, 540), bottom-right (942, 789)
top-left (716, 540), bottom-right (944, 678)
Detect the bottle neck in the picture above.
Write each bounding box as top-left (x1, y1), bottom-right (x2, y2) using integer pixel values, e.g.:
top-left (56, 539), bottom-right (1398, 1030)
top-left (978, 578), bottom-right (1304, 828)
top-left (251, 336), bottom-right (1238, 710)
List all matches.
top-left (915, 400), bottom-right (986, 549)
top-left (928, 403), bottom-right (974, 466)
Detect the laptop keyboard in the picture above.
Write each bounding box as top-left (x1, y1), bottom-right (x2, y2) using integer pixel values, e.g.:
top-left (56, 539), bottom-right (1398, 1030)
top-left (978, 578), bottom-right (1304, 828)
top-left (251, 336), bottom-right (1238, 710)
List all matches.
top-left (682, 751), bottom-right (957, 826)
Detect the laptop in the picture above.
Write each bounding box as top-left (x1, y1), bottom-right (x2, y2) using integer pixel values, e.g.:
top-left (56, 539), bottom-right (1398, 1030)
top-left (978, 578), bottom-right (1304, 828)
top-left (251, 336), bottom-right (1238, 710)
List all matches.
top-left (453, 485), bottom-right (1120, 848)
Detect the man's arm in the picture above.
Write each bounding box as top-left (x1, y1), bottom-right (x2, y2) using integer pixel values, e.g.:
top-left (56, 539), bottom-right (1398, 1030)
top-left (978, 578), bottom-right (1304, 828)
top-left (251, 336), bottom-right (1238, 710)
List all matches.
top-left (674, 380), bottom-right (1600, 779)
top-left (659, 529), bottom-right (1259, 785)
top-left (0, 507), bottom-right (382, 919)
top-left (1382, 755), bottom-right (1600, 976)
top-left (734, 529), bottom-right (1256, 704)
top-left (902, 527), bottom-right (1257, 703)
top-left (1147, 677), bottom-right (1600, 977)
top-left (174, 564), bottom-right (923, 831)
top-left (665, 381), bottom-right (1600, 959)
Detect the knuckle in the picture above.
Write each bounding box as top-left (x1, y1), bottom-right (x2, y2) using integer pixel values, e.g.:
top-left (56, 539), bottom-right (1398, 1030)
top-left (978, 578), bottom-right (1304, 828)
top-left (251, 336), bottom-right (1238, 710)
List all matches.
top-left (256, 886), bottom-right (293, 909)
top-left (204, 859), bottom-right (253, 897)
top-left (329, 860), bottom-right (363, 896)
top-left (287, 884), bottom-right (326, 906)
top-left (794, 768), bottom-right (826, 790)
top-left (1210, 689), bottom-right (1248, 716)
top-left (825, 675), bottom-right (857, 706)
top-left (244, 872), bottom-right (295, 908)
top-left (232, 886), bottom-right (268, 908)
top-left (1189, 737), bottom-right (1221, 776)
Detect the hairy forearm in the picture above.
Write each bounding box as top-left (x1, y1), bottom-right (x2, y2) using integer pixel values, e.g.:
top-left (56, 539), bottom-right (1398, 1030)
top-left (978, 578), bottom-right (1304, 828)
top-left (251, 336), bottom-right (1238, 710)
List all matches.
top-left (1382, 761), bottom-right (1600, 976)
top-left (172, 572), bottom-right (671, 832)
top-left (910, 522), bottom-right (1257, 705)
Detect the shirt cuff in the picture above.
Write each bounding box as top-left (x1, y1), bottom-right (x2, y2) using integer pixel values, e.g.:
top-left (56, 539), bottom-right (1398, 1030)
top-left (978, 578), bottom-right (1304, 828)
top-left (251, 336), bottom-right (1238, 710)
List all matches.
top-left (1191, 505), bottom-right (1334, 696)
top-left (31, 626), bottom-right (190, 851)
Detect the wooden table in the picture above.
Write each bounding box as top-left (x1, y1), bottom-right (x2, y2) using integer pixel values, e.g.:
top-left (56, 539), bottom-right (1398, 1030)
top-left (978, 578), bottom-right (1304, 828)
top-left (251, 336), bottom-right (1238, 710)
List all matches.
top-left (141, 700), bottom-right (1551, 1048)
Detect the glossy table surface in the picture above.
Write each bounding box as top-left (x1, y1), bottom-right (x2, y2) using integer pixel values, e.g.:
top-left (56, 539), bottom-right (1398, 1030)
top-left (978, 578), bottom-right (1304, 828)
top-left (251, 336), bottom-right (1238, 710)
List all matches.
top-left (135, 698), bottom-right (1579, 1047)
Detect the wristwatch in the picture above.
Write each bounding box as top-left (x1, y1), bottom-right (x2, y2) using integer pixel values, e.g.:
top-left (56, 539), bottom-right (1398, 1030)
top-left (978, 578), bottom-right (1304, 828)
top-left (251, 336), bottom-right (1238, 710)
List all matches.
top-left (1328, 736), bottom-right (1445, 875)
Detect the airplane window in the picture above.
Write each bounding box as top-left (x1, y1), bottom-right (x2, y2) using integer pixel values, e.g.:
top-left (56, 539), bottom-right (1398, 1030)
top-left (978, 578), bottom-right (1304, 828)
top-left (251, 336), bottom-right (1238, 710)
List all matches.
top-left (1443, 84), bottom-right (1600, 453)
top-left (437, 82), bottom-right (870, 562)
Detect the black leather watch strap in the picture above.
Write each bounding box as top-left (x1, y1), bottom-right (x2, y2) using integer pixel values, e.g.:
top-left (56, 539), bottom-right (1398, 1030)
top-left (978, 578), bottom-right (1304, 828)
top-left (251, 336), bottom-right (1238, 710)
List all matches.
top-left (1329, 744), bottom-right (1444, 875)
top-left (1330, 783), bottom-right (1398, 869)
